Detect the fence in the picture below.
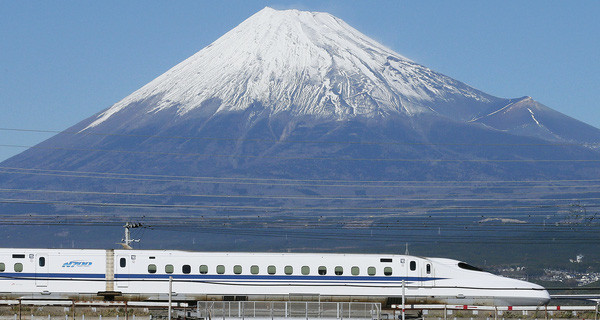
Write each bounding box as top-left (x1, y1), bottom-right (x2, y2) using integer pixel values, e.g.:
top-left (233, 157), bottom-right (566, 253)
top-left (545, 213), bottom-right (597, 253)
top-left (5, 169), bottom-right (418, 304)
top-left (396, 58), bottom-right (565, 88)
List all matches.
top-left (390, 304), bottom-right (600, 320)
top-left (195, 301), bottom-right (381, 320)
top-left (0, 300), bottom-right (597, 320)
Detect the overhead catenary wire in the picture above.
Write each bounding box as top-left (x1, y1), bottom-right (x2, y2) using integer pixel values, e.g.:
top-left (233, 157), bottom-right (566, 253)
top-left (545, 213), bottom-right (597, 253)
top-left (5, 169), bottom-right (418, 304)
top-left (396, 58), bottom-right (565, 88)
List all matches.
top-left (155, 228), bottom-right (600, 244)
top-left (0, 219), bottom-right (595, 233)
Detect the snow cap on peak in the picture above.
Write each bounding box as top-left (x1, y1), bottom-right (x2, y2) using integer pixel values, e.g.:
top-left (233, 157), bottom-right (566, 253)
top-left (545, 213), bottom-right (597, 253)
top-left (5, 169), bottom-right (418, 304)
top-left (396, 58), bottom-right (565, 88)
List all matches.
top-left (253, 6), bottom-right (330, 19)
top-left (84, 7), bottom-right (493, 130)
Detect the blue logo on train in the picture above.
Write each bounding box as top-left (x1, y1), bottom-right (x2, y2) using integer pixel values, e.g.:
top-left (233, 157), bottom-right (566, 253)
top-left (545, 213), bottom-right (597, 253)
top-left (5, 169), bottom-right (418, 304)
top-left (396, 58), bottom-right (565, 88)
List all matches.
top-left (62, 260), bottom-right (93, 268)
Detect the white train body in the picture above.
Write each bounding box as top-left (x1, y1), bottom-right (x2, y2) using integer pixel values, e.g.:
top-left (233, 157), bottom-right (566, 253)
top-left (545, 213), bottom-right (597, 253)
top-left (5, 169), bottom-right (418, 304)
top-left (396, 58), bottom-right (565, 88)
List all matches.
top-left (0, 249), bottom-right (549, 307)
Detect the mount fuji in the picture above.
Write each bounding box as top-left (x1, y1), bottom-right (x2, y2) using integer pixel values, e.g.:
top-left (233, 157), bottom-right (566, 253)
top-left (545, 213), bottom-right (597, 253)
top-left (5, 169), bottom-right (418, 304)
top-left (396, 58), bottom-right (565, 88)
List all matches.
top-left (1, 7), bottom-right (600, 250)
top-left (76, 8), bottom-right (600, 144)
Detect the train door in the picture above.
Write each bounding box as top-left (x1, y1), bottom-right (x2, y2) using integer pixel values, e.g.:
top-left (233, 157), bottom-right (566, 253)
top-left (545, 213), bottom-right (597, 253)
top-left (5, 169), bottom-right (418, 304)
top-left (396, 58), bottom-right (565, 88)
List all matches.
top-left (421, 260), bottom-right (434, 287)
top-left (35, 253), bottom-right (48, 287)
top-left (116, 255), bottom-right (129, 288)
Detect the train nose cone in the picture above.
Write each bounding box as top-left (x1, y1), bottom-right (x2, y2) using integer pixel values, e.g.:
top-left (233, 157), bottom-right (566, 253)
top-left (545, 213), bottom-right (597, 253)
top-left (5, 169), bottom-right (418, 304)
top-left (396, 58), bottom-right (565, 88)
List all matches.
top-left (525, 281), bottom-right (551, 303)
top-left (503, 279), bottom-right (550, 306)
top-left (533, 284), bottom-right (551, 306)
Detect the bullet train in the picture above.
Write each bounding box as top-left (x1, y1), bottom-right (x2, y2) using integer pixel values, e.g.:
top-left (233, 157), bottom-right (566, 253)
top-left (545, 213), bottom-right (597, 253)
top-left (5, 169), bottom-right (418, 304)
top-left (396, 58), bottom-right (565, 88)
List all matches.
top-left (0, 248), bottom-right (550, 307)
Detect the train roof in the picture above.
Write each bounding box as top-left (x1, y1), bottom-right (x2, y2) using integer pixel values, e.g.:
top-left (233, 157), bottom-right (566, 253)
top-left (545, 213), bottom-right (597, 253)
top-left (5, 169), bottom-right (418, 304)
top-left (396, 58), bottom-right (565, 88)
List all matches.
top-left (0, 248), bottom-right (430, 259)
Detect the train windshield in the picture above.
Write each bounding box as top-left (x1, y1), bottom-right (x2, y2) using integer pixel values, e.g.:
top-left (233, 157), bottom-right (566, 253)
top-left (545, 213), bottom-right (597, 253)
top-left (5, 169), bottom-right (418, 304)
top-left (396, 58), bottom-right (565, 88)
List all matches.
top-left (458, 262), bottom-right (485, 272)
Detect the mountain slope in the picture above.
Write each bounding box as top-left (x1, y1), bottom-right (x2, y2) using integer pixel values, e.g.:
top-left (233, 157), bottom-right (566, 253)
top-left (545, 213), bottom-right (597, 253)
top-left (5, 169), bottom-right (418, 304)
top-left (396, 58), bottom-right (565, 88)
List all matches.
top-left (472, 96), bottom-right (600, 145)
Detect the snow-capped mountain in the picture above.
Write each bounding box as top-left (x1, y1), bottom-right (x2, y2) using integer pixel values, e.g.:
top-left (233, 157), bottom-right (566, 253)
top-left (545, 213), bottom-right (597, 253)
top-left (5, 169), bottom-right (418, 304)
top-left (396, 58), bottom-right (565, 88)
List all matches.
top-left (74, 7), bottom-right (599, 147)
top-left (1, 6), bottom-right (600, 228)
top-left (1, 6), bottom-right (600, 252)
top-left (84, 7), bottom-right (504, 131)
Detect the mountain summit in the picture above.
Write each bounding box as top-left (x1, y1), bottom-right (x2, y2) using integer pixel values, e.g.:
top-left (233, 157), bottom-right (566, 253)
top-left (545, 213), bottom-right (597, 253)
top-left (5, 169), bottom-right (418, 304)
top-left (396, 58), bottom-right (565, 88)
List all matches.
top-left (85, 7), bottom-right (501, 130)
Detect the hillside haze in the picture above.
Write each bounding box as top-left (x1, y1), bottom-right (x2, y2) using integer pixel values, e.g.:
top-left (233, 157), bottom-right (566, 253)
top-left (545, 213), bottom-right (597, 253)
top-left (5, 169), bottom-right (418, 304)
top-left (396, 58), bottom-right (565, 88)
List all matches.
top-left (1, 8), bottom-right (600, 257)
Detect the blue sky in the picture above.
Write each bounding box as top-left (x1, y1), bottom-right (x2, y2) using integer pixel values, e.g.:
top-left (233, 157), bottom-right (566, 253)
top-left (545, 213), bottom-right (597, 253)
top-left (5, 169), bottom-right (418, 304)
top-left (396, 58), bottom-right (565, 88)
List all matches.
top-left (1, 0), bottom-right (599, 162)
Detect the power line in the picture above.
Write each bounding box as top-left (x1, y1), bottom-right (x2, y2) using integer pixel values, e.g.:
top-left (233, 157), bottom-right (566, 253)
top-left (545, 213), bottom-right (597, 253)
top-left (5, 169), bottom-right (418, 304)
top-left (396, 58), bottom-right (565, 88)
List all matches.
top-left (1, 204), bottom-right (589, 217)
top-left (0, 210), bottom-right (594, 221)
top-left (0, 215), bottom-right (600, 236)
top-left (3, 166), bottom-right (600, 187)
top-left (2, 198), bottom-right (600, 211)
top-left (2, 144), bottom-right (599, 163)
top-left (1, 209), bottom-right (596, 223)
top-left (2, 187), bottom-right (600, 202)
top-left (0, 209), bottom-right (596, 245)
top-left (139, 226), bottom-right (600, 244)
top-left (0, 127), bottom-right (592, 147)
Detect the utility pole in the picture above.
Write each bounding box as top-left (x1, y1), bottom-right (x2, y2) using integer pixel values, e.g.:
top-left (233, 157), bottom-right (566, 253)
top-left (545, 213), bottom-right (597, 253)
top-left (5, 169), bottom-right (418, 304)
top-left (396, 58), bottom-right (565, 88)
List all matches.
top-left (120, 222), bottom-right (142, 249)
top-left (401, 280), bottom-right (406, 320)
top-left (168, 276), bottom-right (173, 320)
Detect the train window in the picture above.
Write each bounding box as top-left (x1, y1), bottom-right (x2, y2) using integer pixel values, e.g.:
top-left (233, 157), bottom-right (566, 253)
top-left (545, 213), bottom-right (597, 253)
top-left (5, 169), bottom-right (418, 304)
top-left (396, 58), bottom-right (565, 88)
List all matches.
top-left (234, 265), bottom-right (242, 274)
top-left (384, 267), bottom-right (392, 276)
top-left (0, 263), bottom-right (4, 272)
top-left (367, 267), bottom-right (376, 276)
top-left (318, 266), bottom-right (327, 275)
top-left (199, 265), bottom-right (208, 274)
top-left (410, 261), bottom-right (416, 271)
top-left (39, 257), bottom-right (45, 267)
top-left (335, 266), bottom-right (343, 275)
top-left (351, 266), bottom-right (359, 275)
top-left (284, 266), bottom-right (293, 275)
top-left (301, 266), bottom-right (310, 275)
top-left (250, 265), bottom-right (259, 274)
top-left (458, 262), bottom-right (484, 272)
top-left (426, 264), bottom-right (431, 274)
top-left (267, 265), bottom-right (276, 275)
top-left (14, 263), bottom-right (23, 272)
top-left (217, 265), bottom-right (225, 274)
top-left (148, 264), bottom-right (157, 274)
top-left (165, 264), bottom-right (174, 274)
top-left (120, 258), bottom-right (126, 268)
top-left (182, 265), bottom-right (191, 274)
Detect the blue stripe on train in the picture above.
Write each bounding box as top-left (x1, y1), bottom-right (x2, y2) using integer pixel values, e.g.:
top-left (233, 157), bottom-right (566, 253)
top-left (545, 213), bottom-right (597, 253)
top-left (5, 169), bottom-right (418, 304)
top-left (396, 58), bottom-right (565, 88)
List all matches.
top-left (0, 273), bottom-right (445, 282)
top-left (114, 274), bottom-right (444, 282)
top-left (0, 273), bottom-right (105, 279)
